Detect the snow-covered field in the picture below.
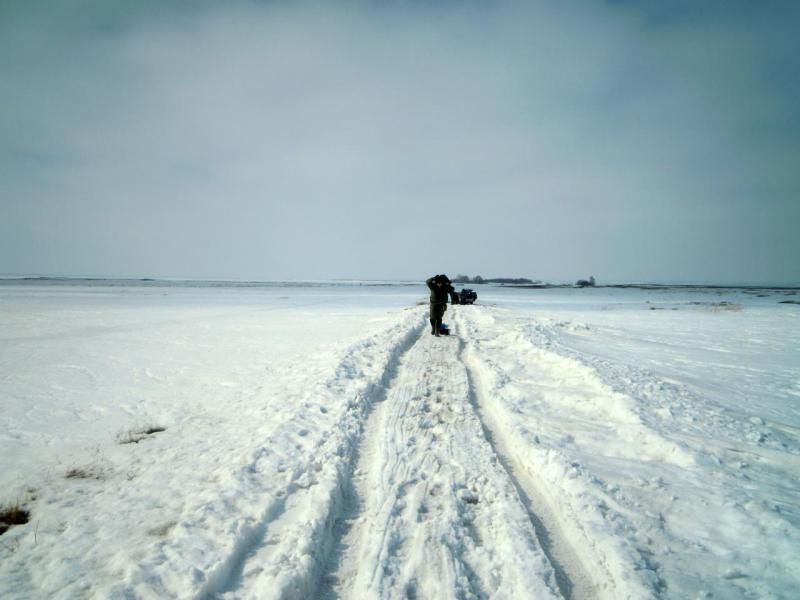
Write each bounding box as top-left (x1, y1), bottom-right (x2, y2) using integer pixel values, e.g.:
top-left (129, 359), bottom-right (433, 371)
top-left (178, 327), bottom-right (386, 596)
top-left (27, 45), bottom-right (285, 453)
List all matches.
top-left (1, 281), bottom-right (798, 599)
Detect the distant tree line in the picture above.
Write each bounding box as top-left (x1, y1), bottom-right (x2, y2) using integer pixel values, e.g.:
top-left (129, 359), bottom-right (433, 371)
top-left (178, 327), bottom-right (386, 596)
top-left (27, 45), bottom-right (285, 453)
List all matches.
top-left (452, 275), bottom-right (537, 285)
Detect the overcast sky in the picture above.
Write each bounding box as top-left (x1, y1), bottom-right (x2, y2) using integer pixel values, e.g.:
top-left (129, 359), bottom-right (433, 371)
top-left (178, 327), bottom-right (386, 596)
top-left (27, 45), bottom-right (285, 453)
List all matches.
top-left (1, 0), bottom-right (798, 284)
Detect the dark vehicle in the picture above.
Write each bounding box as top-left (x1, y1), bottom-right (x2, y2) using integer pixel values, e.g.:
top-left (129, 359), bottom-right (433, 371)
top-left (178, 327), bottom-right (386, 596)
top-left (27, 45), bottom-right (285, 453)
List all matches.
top-left (457, 288), bottom-right (478, 305)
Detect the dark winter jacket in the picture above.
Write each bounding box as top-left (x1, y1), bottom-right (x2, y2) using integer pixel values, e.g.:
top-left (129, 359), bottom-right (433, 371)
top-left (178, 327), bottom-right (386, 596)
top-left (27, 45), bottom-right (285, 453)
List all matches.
top-left (426, 277), bottom-right (454, 307)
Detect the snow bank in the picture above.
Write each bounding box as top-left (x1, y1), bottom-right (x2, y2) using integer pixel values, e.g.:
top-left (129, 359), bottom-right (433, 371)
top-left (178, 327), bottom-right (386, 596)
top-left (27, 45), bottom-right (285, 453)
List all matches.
top-left (457, 291), bottom-right (800, 600)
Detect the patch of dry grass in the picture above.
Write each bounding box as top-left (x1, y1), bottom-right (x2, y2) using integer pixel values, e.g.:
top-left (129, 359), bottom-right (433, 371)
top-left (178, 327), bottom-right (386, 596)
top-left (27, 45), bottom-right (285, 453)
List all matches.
top-left (0, 503), bottom-right (30, 536)
top-left (65, 466), bottom-right (106, 480)
top-left (116, 424), bottom-right (166, 444)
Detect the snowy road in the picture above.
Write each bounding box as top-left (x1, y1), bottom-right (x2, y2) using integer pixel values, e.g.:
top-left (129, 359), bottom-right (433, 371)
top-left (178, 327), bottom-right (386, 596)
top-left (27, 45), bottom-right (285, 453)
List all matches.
top-left (205, 315), bottom-right (574, 600)
top-left (208, 310), bottom-right (661, 599)
top-left (320, 322), bottom-right (563, 600)
top-left (2, 283), bottom-right (799, 599)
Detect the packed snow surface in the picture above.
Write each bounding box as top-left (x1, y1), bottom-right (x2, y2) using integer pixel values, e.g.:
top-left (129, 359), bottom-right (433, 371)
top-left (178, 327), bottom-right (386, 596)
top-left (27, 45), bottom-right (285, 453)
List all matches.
top-left (1, 281), bottom-right (798, 599)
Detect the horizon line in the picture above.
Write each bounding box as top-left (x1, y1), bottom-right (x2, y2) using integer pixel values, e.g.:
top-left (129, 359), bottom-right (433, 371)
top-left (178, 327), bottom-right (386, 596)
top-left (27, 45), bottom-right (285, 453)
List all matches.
top-left (1, 274), bottom-right (799, 290)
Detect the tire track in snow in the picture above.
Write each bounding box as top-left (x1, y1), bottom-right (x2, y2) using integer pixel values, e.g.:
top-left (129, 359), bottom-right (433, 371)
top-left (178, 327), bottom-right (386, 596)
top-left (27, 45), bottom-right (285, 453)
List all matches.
top-left (319, 321), bottom-right (564, 599)
top-left (319, 333), bottom-right (474, 599)
top-left (456, 308), bottom-right (669, 600)
top-left (460, 345), bottom-right (593, 600)
top-left (316, 326), bottom-right (423, 599)
top-left (455, 310), bottom-right (596, 600)
top-left (193, 314), bottom-right (425, 600)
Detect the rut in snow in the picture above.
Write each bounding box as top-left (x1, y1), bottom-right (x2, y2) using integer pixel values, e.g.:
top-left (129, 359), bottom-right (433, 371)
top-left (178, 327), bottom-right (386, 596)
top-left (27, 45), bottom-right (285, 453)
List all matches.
top-left (456, 318), bottom-right (595, 600)
top-left (454, 308), bottom-right (666, 600)
top-left (317, 321), bottom-right (569, 600)
top-left (198, 316), bottom-right (424, 600)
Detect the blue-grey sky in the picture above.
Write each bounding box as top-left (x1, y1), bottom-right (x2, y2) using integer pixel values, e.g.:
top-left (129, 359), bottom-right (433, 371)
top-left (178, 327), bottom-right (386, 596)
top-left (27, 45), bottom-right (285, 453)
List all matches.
top-left (1, 0), bottom-right (798, 284)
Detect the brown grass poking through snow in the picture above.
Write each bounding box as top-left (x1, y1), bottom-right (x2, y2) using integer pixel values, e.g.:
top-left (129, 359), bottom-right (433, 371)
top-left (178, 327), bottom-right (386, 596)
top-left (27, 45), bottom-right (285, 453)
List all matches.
top-left (65, 466), bottom-right (106, 480)
top-left (116, 424), bottom-right (167, 444)
top-left (65, 468), bottom-right (92, 479)
top-left (0, 503), bottom-right (30, 536)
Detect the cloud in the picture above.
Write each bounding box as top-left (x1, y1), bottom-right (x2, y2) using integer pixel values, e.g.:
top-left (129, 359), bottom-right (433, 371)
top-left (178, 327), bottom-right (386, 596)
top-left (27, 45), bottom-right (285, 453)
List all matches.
top-left (1, 0), bottom-right (798, 283)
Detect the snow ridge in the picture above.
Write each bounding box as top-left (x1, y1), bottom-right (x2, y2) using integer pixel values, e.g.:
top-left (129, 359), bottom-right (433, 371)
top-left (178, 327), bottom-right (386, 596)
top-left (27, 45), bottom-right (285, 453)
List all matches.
top-left (458, 333), bottom-right (593, 600)
top-left (211, 314), bottom-right (424, 599)
top-left (113, 310), bottom-right (425, 599)
top-left (456, 308), bottom-right (665, 599)
top-left (519, 314), bottom-right (800, 597)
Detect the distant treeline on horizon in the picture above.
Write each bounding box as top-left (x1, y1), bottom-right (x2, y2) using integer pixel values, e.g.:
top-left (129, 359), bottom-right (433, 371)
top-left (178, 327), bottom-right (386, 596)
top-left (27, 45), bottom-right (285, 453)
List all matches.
top-left (452, 275), bottom-right (540, 285)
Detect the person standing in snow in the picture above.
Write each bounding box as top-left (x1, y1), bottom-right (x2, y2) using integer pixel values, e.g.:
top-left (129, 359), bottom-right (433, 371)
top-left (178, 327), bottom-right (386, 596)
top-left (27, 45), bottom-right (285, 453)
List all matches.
top-left (426, 274), bottom-right (454, 336)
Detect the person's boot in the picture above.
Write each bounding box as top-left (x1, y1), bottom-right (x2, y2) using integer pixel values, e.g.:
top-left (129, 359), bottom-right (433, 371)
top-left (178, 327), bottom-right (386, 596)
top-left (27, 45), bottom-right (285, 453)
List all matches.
top-left (434, 318), bottom-right (441, 337)
top-left (430, 319), bottom-right (436, 335)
